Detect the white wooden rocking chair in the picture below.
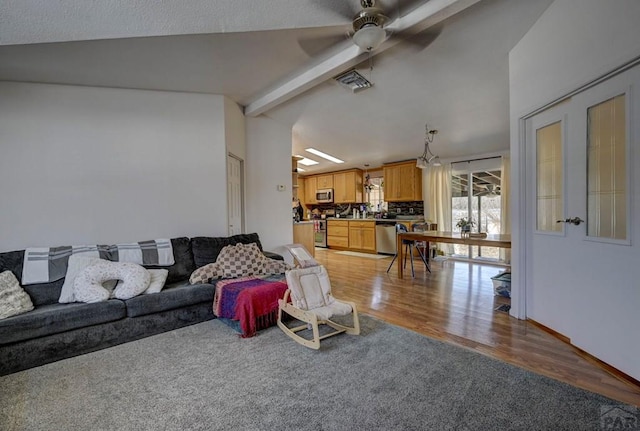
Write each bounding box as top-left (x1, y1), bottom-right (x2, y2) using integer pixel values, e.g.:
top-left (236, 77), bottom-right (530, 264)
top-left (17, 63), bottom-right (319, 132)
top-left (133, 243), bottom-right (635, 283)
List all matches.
top-left (277, 265), bottom-right (360, 350)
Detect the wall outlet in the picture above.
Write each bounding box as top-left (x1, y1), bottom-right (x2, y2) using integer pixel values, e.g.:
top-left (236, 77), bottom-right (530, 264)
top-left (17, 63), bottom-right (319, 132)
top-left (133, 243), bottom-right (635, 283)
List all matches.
top-left (409, 208), bottom-right (414, 214)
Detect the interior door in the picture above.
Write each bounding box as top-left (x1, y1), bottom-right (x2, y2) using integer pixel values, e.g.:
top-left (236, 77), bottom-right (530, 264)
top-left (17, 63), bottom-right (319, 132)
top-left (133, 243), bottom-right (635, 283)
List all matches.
top-left (227, 154), bottom-right (244, 235)
top-left (525, 65), bottom-right (640, 379)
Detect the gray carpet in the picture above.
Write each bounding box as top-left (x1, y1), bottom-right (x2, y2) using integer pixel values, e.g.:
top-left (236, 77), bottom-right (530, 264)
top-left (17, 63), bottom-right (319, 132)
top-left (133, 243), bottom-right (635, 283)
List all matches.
top-left (0, 315), bottom-right (631, 431)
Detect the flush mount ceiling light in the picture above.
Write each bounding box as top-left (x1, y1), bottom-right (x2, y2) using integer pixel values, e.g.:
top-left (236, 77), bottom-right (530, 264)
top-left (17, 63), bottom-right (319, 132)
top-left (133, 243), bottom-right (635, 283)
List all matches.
top-left (295, 155), bottom-right (319, 166)
top-left (416, 124), bottom-right (441, 169)
top-left (305, 148), bottom-right (344, 164)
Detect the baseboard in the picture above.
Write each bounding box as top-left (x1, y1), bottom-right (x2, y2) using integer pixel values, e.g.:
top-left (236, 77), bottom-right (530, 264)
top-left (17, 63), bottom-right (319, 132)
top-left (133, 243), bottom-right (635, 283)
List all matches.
top-left (528, 318), bottom-right (640, 390)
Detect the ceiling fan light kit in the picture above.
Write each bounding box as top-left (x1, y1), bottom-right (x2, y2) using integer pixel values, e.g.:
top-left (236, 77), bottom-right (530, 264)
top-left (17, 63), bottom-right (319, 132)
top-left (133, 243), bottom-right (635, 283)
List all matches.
top-left (352, 25), bottom-right (387, 51)
top-left (351, 0), bottom-right (388, 51)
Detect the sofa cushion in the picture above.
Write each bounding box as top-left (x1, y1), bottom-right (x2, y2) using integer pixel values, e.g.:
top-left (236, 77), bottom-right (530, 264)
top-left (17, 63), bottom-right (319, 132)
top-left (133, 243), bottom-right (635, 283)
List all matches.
top-left (191, 233), bottom-right (263, 268)
top-left (0, 250), bottom-right (61, 306)
top-left (0, 271), bottom-right (34, 319)
top-left (143, 237), bottom-right (194, 284)
top-left (124, 281), bottom-right (215, 318)
top-left (0, 300), bottom-right (126, 345)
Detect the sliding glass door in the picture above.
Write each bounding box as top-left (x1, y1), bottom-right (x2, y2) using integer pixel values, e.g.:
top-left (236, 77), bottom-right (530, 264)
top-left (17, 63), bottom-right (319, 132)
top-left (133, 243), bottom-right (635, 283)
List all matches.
top-left (451, 158), bottom-right (503, 261)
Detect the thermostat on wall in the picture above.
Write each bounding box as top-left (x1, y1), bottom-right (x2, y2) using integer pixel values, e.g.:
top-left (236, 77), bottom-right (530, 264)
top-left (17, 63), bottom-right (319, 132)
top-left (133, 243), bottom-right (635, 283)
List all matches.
top-left (277, 184), bottom-right (286, 191)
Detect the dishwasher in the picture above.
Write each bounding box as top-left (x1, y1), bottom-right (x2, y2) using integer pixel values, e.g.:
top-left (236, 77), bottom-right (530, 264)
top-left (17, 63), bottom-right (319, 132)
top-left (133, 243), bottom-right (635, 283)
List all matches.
top-left (375, 221), bottom-right (397, 255)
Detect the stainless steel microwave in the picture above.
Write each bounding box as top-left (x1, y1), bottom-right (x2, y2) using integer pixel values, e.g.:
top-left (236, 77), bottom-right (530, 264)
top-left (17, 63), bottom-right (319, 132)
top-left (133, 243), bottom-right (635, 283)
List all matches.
top-left (316, 188), bottom-right (333, 203)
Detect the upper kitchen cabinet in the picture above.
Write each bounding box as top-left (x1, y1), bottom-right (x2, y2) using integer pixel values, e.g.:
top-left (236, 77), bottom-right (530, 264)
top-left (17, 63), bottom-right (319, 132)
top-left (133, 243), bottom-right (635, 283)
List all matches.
top-left (304, 176), bottom-right (318, 205)
top-left (316, 174), bottom-right (333, 189)
top-left (383, 161), bottom-right (423, 202)
top-left (333, 169), bottom-right (363, 204)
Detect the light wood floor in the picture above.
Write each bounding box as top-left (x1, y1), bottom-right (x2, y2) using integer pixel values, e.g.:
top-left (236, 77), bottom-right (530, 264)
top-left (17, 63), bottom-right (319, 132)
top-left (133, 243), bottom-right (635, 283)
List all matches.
top-left (314, 248), bottom-right (640, 407)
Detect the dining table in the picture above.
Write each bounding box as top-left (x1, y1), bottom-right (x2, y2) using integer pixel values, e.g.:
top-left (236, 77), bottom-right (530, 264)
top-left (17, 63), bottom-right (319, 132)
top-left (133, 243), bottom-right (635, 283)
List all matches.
top-left (395, 231), bottom-right (512, 279)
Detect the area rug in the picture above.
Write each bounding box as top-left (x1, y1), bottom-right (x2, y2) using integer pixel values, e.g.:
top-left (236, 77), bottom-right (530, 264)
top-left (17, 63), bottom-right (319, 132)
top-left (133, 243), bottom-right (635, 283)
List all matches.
top-left (0, 315), bottom-right (632, 431)
top-left (334, 251), bottom-right (389, 259)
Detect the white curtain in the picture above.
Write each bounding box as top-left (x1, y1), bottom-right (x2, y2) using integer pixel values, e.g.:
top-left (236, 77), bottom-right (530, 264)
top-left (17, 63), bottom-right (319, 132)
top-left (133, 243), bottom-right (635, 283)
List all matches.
top-left (428, 163), bottom-right (452, 254)
top-left (500, 155), bottom-right (511, 263)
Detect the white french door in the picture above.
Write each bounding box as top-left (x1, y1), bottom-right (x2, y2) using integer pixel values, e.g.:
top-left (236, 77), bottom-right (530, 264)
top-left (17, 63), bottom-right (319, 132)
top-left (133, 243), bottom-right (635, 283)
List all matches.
top-left (525, 65), bottom-right (640, 380)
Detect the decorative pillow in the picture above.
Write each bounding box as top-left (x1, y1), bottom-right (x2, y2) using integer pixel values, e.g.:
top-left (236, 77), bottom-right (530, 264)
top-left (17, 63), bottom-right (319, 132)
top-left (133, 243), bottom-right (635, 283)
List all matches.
top-left (0, 270), bottom-right (34, 319)
top-left (189, 262), bottom-right (222, 285)
top-left (217, 243), bottom-right (267, 279)
top-left (145, 269), bottom-right (169, 294)
top-left (262, 258), bottom-right (293, 275)
top-left (73, 261), bottom-right (150, 303)
top-left (191, 234), bottom-right (263, 268)
top-left (59, 255), bottom-right (111, 303)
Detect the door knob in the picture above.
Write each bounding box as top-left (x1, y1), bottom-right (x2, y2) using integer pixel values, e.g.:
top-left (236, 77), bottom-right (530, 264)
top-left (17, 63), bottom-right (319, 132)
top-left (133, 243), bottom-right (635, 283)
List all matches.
top-left (556, 217), bottom-right (584, 225)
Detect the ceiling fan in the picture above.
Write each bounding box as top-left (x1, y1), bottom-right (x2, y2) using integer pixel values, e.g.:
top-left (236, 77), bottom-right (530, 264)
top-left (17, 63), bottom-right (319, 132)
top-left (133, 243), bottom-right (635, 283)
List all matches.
top-left (302, 0), bottom-right (436, 56)
top-left (476, 184), bottom-right (501, 197)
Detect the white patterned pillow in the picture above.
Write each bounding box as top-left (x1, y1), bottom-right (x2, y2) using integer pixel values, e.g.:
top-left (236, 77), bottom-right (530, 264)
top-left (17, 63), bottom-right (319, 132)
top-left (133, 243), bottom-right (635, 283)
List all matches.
top-left (74, 261), bottom-right (150, 303)
top-left (189, 262), bottom-right (222, 284)
top-left (144, 269), bottom-right (168, 294)
top-left (262, 258), bottom-right (292, 275)
top-left (217, 243), bottom-right (267, 279)
top-left (0, 271), bottom-right (34, 319)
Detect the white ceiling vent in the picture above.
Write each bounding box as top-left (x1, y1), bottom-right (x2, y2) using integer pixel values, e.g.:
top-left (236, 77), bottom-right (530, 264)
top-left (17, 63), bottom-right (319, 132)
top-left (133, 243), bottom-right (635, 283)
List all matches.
top-left (333, 69), bottom-right (373, 93)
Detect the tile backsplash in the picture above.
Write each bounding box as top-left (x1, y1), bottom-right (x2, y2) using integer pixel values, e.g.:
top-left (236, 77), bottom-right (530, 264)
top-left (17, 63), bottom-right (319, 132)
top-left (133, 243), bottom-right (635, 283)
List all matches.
top-left (388, 201), bottom-right (424, 215)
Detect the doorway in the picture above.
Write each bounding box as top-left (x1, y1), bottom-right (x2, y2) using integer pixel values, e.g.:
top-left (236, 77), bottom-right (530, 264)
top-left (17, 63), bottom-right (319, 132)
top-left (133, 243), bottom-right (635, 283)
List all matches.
top-left (227, 154), bottom-right (244, 235)
top-left (523, 65), bottom-right (639, 379)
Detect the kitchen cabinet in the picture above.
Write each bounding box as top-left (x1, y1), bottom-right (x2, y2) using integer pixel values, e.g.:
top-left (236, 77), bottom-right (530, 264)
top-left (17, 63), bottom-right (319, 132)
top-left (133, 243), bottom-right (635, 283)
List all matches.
top-left (348, 220), bottom-right (376, 252)
top-left (297, 178), bottom-right (307, 210)
top-left (293, 222), bottom-right (315, 257)
top-left (327, 219), bottom-right (349, 248)
top-left (304, 176), bottom-right (317, 205)
top-left (333, 169), bottom-right (363, 204)
top-left (316, 174), bottom-right (333, 189)
top-left (383, 161), bottom-right (423, 202)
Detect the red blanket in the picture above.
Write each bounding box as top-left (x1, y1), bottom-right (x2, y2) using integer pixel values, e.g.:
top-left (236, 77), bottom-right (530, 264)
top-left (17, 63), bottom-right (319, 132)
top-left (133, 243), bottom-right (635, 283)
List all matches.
top-left (213, 276), bottom-right (287, 338)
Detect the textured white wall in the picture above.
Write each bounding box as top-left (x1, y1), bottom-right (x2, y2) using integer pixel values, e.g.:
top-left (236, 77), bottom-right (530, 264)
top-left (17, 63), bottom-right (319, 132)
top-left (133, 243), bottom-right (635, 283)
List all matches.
top-left (0, 82), bottom-right (228, 251)
top-left (245, 117), bottom-right (293, 254)
top-left (509, 0), bottom-right (640, 378)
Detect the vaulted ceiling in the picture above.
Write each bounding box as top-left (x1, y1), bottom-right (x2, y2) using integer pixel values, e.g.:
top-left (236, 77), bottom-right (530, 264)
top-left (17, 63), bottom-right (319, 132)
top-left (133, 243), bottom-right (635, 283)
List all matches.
top-left (0, 0), bottom-right (553, 173)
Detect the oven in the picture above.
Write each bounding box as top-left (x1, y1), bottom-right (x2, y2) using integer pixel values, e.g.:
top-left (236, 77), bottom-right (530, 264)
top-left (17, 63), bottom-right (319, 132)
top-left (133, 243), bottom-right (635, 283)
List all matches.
top-left (314, 220), bottom-right (327, 248)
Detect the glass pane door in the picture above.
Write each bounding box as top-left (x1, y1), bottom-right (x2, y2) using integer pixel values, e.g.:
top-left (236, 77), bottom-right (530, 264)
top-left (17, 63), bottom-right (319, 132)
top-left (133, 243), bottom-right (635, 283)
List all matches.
top-left (587, 94), bottom-right (627, 240)
top-left (451, 163), bottom-right (503, 261)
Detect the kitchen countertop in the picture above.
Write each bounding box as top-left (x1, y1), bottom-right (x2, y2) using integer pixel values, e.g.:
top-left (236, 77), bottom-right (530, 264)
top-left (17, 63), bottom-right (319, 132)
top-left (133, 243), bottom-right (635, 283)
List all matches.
top-left (293, 220), bottom-right (314, 224)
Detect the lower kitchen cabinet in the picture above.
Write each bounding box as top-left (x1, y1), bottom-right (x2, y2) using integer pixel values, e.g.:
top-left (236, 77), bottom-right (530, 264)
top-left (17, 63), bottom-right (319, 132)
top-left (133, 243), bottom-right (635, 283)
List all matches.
top-left (327, 220), bottom-right (349, 248)
top-left (348, 220), bottom-right (376, 252)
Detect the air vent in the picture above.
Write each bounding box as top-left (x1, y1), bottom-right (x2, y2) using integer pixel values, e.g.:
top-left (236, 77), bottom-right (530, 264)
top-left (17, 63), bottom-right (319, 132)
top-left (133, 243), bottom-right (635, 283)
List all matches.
top-left (333, 69), bottom-right (373, 93)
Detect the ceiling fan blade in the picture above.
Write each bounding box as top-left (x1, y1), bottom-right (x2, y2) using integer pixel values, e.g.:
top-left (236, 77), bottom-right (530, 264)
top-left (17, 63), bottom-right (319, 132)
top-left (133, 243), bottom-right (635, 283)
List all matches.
top-left (297, 32), bottom-right (352, 57)
top-left (387, 25), bottom-right (442, 53)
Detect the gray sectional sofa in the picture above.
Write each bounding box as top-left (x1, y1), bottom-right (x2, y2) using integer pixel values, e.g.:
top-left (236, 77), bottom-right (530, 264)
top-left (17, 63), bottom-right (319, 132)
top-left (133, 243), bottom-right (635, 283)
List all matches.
top-left (0, 234), bottom-right (282, 375)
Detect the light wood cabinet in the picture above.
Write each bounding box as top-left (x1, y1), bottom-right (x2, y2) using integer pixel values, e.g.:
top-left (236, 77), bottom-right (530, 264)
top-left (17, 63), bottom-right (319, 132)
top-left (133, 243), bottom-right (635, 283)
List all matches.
top-left (316, 174), bottom-right (333, 189)
top-left (333, 169), bottom-right (363, 204)
top-left (327, 219), bottom-right (349, 248)
top-left (383, 161), bottom-right (423, 202)
top-left (298, 178), bottom-right (307, 211)
top-left (348, 220), bottom-right (376, 252)
top-left (304, 176), bottom-right (317, 205)
top-left (293, 222), bottom-right (315, 257)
